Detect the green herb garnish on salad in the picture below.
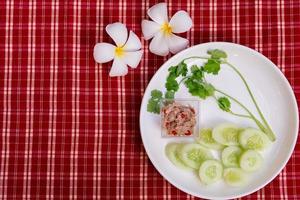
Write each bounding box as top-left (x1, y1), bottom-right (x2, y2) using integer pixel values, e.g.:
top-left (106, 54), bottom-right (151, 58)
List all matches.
top-left (147, 49), bottom-right (276, 141)
top-left (147, 89), bottom-right (163, 114)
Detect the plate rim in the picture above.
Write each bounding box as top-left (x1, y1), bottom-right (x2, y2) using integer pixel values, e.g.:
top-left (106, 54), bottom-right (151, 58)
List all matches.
top-left (139, 41), bottom-right (299, 199)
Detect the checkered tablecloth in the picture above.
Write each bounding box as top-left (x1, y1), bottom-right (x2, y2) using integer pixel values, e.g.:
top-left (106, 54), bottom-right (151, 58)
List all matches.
top-left (0, 0), bottom-right (299, 199)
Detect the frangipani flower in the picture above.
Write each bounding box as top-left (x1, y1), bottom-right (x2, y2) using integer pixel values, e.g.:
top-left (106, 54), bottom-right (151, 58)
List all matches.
top-left (142, 3), bottom-right (193, 56)
top-left (93, 22), bottom-right (143, 77)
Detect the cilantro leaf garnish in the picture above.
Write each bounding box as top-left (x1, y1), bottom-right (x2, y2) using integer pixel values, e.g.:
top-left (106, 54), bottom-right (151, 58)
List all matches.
top-left (217, 97), bottom-right (231, 112)
top-left (203, 59), bottom-right (220, 75)
top-left (147, 89), bottom-right (163, 114)
top-left (165, 91), bottom-right (175, 99)
top-left (165, 76), bottom-right (179, 91)
top-left (184, 78), bottom-right (215, 99)
top-left (190, 65), bottom-right (204, 80)
top-left (176, 61), bottom-right (188, 76)
top-left (151, 89), bottom-right (163, 99)
top-left (207, 49), bottom-right (227, 59)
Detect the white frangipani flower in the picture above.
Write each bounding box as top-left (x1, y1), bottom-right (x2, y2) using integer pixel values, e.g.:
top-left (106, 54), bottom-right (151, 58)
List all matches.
top-left (142, 3), bottom-right (193, 56)
top-left (93, 22), bottom-right (143, 77)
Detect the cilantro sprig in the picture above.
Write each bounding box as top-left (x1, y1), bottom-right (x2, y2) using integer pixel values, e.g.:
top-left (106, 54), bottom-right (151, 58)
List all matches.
top-left (146, 49), bottom-right (276, 141)
top-left (147, 89), bottom-right (163, 114)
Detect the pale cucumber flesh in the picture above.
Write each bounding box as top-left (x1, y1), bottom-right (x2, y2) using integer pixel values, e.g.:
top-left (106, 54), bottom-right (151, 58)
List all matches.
top-left (165, 143), bottom-right (193, 171)
top-left (199, 159), bottom-right (223, 185)
top-left (196, 128), bottom-right (225, 150)
top-left (239, 128), bottom-right (271, 150)
top-left (212, 123), bottom-right (240, 146)
top-left (179, 143), bottom-right (213, 169)
top-left (240, 150), bottom-right (263, 172)
top-left (223, 168), bottom-right (247, 187)
top-left (221, 146), bottom-right (242, 167)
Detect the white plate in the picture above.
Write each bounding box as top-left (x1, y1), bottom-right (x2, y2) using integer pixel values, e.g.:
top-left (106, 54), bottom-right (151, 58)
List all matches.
top-left (139, 42), bottom-right (299, 199)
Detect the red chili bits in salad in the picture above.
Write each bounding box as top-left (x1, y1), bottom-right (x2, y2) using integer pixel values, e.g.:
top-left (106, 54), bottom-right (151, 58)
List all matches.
top-left (161, 101), bottom-right (196, 136)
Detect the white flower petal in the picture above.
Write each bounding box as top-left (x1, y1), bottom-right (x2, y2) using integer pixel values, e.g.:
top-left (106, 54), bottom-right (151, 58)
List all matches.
top-left (141, 20), bottom-right (161, 40)
top-left (93, 43), bottom-right (115, 63)
top-left (109, 58), bottom-right (128, 77)
top-left (122, 50), bottom-right (143, 68)
top-left (167, 34), bottom-right (189, 54)
top-left (147, 3), bottom-right (168, 24)
top-left (149, 32), bottom-right (169, 56)
top-left (106, 22), bottom-right (128, 46)
top-left (169, 11), bottom-right (193, 33)
top-left (123, 31), bottom-right (142, 51)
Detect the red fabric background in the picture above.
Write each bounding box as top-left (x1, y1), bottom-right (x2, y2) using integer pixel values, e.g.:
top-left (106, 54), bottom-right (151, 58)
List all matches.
top-left (0, 0), bottom-right (299, 199)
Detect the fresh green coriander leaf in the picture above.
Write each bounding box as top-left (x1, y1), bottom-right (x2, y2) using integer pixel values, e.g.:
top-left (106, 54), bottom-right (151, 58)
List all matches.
top-left (203, 59), bottom-right (220, 75)
top-left (207, 49), bottom-right (227, 59)
top-left (192, 67), bottom-right (204, 80)
top-left (165, 91), bottom-right (175, 99)
top-left (165, 77), bottom-right (179, 91)
top-left (147, 98), bottom-right (161, 114)
top-left (168, 62), bottom-right (187, 77)
top-left (217, 97), bottom-right (231, 112)
top-left (151, 89), bottom-right (163, 99)
top-left (203, 83), bottom-right (215, 96)
top-left (191, 65), bottom-right (199, 73)
top-left (176, 62), bottom-right (188, 76)
top-left (168, 66), bottom-right (177, 75)
top-left (184, 78), bottom-right (214, 99)
top-left (147, 89), bottom-right (163, 114)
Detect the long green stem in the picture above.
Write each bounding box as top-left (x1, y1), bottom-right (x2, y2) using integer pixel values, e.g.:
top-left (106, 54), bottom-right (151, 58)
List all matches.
top-left (178, 76), bottom-right (190, 85)
top-left (223, 61), bottom-right (275, 141)
top-left (229, 111), bottom-right (252, 119)
top-left (215, 88), bottom-right (268, 135)
top-left (183, 56), bottom-right (275, 141)
top-left (183, 56), bottom-right (211, 62)
top-left (212, 93), bottom-right (253, 119)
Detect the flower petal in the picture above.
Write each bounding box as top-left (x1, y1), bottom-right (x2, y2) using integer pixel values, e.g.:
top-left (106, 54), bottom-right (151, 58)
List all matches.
top-left (93, 43), bottom-right (115, 63)
top-left (123, 31), bottom-right (142, 51)
top-left (141, 20), bottom-right (161, 40)
top-left (122, 50), bottom-right (143, 68)
top-left (149, 32), bottom-right (169, 56)
top-left (169, 11), bottom-right (193, 33)
top-left (106, 22), bottom-right (128, 46)
top-left (147, 3), bottom-right (168, 24)
top-left (109, 58), bottom-right (128, 77)
top-left (167, 34), bottom-right (189, 54)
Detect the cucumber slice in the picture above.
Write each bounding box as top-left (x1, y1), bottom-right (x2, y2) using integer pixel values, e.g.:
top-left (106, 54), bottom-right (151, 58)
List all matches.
top-left (239, 128), bottom-right (271, 150)
top-left (240, 150), bottom-right (263, 172)
top-left (179, 143), bottom-right (213, 169)
top-left (221, 146), bottom-right (242, 167)
top-left (212, 123), bottom-right (240, 146)
top-left (196, 128), bottom-right (225, 150)
top-left (165, 143), bottom-right (193, 171)
top-left (199, 160), bottom-right (223, 185)
top-left (223, 168), bottom-right (247, 187)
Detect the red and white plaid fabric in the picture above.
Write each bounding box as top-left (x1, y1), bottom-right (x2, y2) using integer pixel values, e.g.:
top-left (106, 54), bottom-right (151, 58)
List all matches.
top-left (0, 0), bottom-right (299, 199)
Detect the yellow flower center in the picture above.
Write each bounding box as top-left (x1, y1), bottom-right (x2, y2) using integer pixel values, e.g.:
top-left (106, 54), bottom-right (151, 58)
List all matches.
top-left (161, 22), bottom-right (172, 36)
top-left (115, 46), bottom-right (124, 57)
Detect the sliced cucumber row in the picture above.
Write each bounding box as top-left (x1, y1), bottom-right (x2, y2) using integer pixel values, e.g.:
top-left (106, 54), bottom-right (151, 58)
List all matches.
top-left (165, 123), bottom-right (273, 187)
top-left (210, 123), bottom-right (271, 151)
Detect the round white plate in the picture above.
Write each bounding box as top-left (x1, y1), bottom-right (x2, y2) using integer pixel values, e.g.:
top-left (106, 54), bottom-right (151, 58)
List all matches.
top-left (139, 42), bottom-right (298, 199)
